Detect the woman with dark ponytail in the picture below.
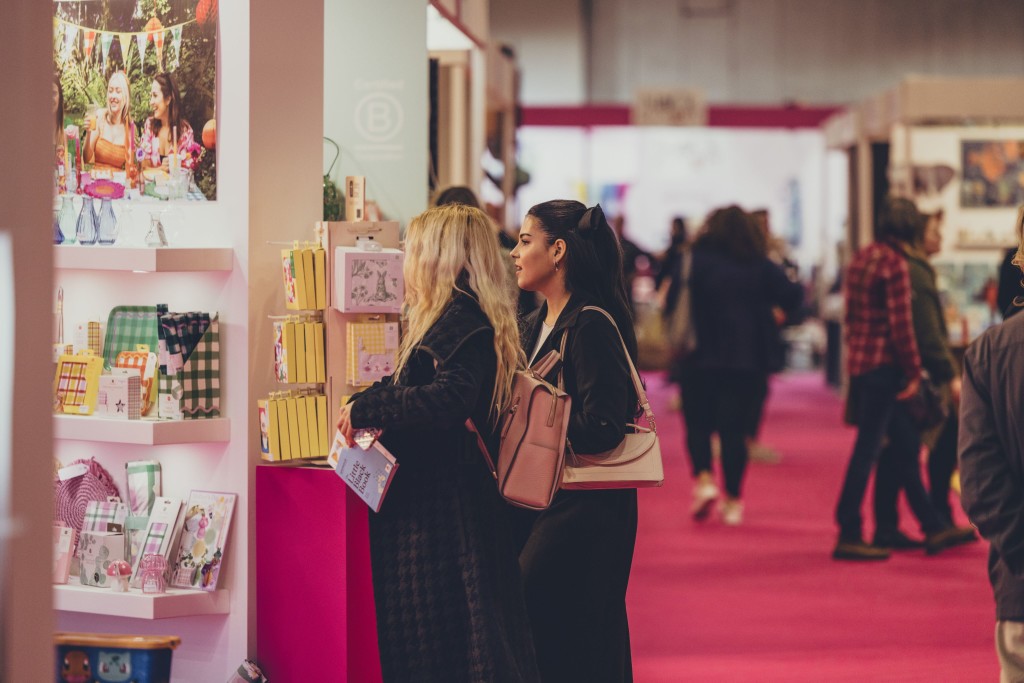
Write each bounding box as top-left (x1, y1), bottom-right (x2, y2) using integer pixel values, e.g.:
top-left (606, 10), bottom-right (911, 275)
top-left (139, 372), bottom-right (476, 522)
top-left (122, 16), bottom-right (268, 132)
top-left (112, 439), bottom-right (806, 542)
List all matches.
top-left (510, 200), bottom-right (639, 682)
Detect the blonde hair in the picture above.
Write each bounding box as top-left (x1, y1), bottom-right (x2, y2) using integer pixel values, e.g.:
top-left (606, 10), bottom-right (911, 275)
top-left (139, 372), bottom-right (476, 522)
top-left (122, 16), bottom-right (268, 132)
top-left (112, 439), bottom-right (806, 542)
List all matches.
top-left (1013, 204), bottom-right (1024, 273)
top-left (395, 204), bottom-right (524, 420)
top-left (106, 71), bottom-right (131, 124)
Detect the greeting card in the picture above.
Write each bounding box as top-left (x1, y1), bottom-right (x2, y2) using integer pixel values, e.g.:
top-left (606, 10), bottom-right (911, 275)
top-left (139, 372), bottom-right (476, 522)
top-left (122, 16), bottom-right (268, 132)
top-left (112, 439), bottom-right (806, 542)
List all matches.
top-left (170, 491), bottom-right (237, 591)
top-left (333, 247), bottom-right (404, 314)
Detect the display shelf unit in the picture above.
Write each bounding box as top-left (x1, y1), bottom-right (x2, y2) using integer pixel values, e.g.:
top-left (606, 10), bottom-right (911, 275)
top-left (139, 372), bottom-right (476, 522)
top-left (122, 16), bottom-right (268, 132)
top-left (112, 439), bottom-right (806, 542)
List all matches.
top-left (54, 245), bottom-right (234, 272)
top-left (54, 582), bottom-right (230, 620)
top-left (54, 414), bottom-right (230, 445)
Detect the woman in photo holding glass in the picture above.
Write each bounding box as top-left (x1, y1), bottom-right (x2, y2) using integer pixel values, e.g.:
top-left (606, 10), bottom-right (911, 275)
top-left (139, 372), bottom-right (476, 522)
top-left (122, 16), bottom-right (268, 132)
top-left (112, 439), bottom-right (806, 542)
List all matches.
top-left (83, 70), bottom-right (135, 170)
top-left (336, 204), bottom-right (540, 682)
top-left (510, 200), bottom-right (639, 682)
top-left (140, 72), bottom-right (195, 172)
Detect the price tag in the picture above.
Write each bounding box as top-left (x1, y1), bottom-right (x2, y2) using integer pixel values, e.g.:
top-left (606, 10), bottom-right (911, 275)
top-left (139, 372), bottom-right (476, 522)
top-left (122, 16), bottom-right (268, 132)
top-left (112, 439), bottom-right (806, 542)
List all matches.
top-left (57, 463), bottom-right (89, 481)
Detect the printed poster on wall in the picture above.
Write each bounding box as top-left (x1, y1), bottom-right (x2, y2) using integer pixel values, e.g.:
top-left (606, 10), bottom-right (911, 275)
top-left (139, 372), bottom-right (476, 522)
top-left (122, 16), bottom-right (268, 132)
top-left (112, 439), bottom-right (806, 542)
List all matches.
top-left (961, 140), bottom-right (1024, 208)
top-left (53, 0), bottom-right (218, 201)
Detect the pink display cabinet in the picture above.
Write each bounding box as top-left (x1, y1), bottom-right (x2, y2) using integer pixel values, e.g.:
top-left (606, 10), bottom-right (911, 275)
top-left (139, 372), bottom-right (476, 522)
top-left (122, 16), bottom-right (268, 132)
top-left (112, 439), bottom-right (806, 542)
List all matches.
top-left (256, 466), bottom-right (381, 682)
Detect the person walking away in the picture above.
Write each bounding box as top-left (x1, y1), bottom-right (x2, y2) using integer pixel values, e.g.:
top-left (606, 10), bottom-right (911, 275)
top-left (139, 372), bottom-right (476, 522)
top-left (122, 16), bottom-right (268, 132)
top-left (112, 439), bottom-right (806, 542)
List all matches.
top-left (678, 206), bottom-right (802, 525)
top-left (510, 200), bottom-right (639, 683)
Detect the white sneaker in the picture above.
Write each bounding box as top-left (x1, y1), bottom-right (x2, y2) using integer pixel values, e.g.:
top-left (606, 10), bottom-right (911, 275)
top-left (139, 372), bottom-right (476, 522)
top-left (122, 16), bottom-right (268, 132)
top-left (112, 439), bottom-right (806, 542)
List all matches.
top-left (721, 499), bottom-right (744, 526)
top-left (691, 481), bottom-right (720, 520)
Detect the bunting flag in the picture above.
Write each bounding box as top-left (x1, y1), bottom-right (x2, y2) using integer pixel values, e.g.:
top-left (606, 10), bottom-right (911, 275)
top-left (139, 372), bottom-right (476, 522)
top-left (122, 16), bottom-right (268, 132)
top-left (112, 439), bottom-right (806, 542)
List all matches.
top-left (62, 24), bottom-right (78, 63)
top-left (135, 32), bottom-right (148, 64)
top-left (83, 30), bottom-right (96, 61)
top-left (53, 19), bottom-right (65, 61)
top-left (100, 33), bottom-right (114, 69)
top-left (171, 26), bottom-right (183, 69)
top-left (153, 32), bottom-right (166, 71)
top-left (117, 33), bottom-right (133, 69)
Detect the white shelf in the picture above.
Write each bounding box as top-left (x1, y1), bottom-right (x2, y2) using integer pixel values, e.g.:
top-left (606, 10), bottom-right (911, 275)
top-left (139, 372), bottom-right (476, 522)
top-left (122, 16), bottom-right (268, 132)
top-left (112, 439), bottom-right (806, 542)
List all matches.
top-left (54, 245), bottom-right (234, 272)
top-left (54, 415), bottom-right (230, 445)
top-left (55, 582), bottom-right (230, 619)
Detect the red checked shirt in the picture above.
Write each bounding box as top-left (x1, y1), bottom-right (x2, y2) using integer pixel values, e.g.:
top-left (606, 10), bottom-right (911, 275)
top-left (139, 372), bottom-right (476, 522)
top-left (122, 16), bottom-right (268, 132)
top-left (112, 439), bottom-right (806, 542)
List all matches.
top-left (844, 241), bottom-right (922, 382)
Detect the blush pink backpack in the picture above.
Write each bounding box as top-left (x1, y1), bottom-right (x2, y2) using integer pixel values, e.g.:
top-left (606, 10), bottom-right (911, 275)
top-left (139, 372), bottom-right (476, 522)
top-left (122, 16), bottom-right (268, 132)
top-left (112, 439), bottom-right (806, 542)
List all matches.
top-left (468, 341), bottom-right (571, 511)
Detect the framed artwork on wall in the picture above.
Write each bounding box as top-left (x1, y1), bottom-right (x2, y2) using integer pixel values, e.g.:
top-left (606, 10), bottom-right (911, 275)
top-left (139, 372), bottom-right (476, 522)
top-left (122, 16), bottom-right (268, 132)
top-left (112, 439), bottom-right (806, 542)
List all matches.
top-left (960, 140), bottom-right (1024, 208)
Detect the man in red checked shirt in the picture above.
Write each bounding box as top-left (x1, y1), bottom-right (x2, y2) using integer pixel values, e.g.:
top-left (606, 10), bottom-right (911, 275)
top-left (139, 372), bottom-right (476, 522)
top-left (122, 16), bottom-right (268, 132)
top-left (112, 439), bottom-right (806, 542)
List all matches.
top-left (834, 198), bottom-right (974, 561)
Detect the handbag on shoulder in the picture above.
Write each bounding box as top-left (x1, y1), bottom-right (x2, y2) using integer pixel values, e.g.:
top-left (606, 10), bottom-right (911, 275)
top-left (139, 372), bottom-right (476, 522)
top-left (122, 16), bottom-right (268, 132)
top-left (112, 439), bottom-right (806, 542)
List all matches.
top-left (467, 347), bottom-right (572, 511)
top-left (665, 249), bottom-right (697, 359)
top-left (561, 306), bottom-right (665, 490)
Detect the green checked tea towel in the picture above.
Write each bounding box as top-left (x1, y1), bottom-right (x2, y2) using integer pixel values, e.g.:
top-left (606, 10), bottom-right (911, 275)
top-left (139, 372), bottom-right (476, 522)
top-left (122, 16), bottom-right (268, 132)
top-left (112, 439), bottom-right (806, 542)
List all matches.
top-left (103, 306), bottom-right (159, 370)
top-left (181, 315), bottom-right (220, 419)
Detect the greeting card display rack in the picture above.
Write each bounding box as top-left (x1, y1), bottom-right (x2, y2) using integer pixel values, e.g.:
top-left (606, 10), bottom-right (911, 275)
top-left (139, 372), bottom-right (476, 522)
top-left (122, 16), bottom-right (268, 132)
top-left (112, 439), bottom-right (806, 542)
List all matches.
top-left (261, 221), bottom-right (401, 464)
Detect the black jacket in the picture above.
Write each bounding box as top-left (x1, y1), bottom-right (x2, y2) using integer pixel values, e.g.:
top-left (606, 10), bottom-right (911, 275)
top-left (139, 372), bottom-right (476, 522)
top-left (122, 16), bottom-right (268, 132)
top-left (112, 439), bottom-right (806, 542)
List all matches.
top-left (686, 248), bottom-right (803, 374)
top-left (522, 294), bottom-right (638, 454)
top-left (350, 289), bottom-right (540, 682)
top-left (960, 312), bottom-right (1024, 620)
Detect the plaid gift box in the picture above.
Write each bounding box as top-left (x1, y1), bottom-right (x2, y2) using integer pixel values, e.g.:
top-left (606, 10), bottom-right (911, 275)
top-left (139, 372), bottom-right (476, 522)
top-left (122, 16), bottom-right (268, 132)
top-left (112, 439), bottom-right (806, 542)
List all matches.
top-left (116, 347), bottom-right (157, 416)
top-left (53, 351), bottom-right (103, 415)
top-left (82, 499), bottom-right (128, 533)
top-left (103, 306), bottom-right (159, 370)
top-left (96, 369), bottom-right (141, 420)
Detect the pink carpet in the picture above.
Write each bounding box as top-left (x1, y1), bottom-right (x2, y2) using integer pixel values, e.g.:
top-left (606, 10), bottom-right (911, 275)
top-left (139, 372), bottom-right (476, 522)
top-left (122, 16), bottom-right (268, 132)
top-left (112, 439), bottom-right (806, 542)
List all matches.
top-left (630, 371), bottom-right (997, 682)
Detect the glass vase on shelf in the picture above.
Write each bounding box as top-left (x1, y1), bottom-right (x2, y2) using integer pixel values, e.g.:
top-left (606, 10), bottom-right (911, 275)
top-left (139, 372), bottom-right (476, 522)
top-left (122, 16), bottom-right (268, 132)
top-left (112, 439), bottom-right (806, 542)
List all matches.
top-left (52, 209), bottom-right (63, 245)
top-left (145, 211), bottom-right (169, 248)
top-left (56, 195), bottom-right (76, 244)
top-left (96, 197), bottom-right (118, 245)
top-left (75, 197), bottom-right (97, 245)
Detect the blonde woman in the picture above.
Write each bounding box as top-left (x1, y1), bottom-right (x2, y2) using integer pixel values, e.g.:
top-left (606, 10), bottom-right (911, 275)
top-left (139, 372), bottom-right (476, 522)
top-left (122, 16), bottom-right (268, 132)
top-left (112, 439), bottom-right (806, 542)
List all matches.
top-left (337, 204), bottom-right (540, 682)
top-left (84, 70), bottom-right (135, 170)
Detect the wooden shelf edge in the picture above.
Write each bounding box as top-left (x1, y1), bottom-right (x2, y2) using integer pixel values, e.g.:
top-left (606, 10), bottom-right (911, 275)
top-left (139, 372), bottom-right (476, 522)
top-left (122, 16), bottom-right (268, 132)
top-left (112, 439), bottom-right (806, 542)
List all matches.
top-left (54, 245), bottom-right (234, 272)
top-left (53, 415), bottom-right (231, 445)
top-left (54, 583), bottom-right (230, 620)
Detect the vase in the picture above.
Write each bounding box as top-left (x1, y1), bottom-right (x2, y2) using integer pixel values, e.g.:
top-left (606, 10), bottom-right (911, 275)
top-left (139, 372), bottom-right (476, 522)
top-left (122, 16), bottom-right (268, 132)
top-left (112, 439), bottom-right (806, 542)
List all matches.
top-left (146, 212), bottom-right (169, 247)
top-left (56, 196), bottom-right (76, 244)
top-left (53, 210), bottom-right (63, 245)
top-left (76, 197), bottom-right (97, 245)
top-left (97, 197), bottom-right (118, 245)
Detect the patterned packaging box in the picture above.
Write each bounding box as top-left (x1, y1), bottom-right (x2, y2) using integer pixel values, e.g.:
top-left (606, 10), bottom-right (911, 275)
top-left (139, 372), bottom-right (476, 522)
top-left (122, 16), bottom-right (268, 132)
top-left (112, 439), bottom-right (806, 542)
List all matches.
top-left (346, 321), bottom-right (399, 387)
top-left (53, 525), bottom-right (76, 584)
top-left (77, 530), bottom-right (125, 587)
top-left (333, 247), bottom-right (404, 314)
top-left (96, 369), bottom-right (141, 420)
top-left (130, 497), bottom-right (183, 588)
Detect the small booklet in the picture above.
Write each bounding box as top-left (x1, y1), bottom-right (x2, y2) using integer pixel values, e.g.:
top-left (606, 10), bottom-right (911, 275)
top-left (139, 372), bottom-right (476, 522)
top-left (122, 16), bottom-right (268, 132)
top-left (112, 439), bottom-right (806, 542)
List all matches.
top-left (329, 429), bottom-right (398, 513)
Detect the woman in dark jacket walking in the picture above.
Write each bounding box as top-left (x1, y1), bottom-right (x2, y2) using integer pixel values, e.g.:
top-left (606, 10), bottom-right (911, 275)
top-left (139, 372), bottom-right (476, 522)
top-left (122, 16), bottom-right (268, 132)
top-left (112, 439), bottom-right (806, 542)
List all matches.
top-left (337, 204), bottom-right (539, 683)
top-left (680, 206), bottom-right (803, 524)
top-left (510, 200), bottom-right (639, 683)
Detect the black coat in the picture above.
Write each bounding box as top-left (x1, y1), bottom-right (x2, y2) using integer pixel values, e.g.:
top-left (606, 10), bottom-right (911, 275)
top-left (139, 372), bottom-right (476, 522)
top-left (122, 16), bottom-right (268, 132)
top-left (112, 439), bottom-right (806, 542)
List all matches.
top-left (960, 312), bottom-right (1024, 621)
top-left (686, 248), bottom-right (803, 374)
top-left (516, 294), bottom-right (639, 683)
top-left (350, 290), bottom-right (540, 683)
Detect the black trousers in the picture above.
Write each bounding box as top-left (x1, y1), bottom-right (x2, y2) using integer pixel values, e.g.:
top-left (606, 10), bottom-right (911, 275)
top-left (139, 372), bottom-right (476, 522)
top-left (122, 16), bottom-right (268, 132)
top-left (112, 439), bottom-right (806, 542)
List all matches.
top-left (518, 489), bottom-right (638, 683)
top-left (927, 410), bottom-right (959, 526)
top-left (679, 367), bottom-right (762, 497)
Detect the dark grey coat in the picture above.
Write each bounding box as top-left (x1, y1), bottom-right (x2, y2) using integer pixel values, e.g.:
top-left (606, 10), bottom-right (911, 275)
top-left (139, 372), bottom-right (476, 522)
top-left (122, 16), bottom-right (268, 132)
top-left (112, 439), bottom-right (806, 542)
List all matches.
top-left (960, 312), bottom-right (1024, 620)
top-left (350, 290), bottom-right (540, 682)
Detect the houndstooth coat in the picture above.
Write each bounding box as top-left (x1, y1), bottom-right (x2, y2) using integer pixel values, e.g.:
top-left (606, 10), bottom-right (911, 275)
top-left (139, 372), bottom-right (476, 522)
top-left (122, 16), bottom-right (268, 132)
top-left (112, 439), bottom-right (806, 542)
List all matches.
top-left (349, 290), bottom-right (540, 683)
